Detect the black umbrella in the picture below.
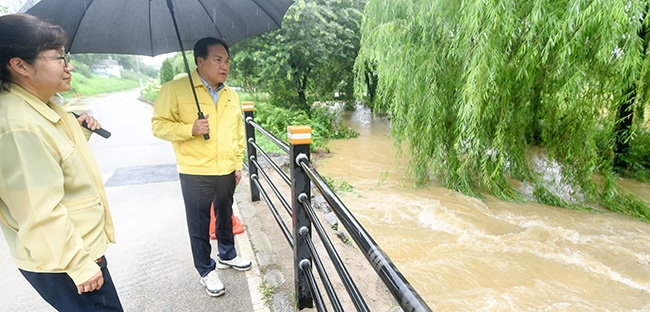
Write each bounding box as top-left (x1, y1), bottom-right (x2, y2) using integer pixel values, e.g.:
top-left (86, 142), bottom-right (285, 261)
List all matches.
top-left (20, 0), bottom-right (294, 139)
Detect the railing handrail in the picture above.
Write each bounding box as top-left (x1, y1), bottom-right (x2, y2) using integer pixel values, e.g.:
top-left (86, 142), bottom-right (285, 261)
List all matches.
top-left (245, 116), bottom-right (289, 153)
top-left (298, 158), bottom-right (432, 312)
top-left (243, 103), bottom-right (432, 312)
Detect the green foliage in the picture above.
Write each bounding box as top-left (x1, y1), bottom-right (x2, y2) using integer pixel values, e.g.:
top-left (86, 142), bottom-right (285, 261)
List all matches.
top-left (173, 52), bottom-right (196, 75)
top-left (114, 55), bottom-right (136, 71)
top-left (369, 171), bottom-right (389, 190)
top-left (342, 101), bottom-right (357, 111)
top-left (70, 54), bottom-right (158, 79)
top-left (160, 58), bottom-right (175, 85)
top-left (120, 70), bottom-right (144, 82)
top-left (239, 91), bottom-right (271, 103)
top-left (54, 55), bottom-right (155, 98)
top-left (356, 0), bottom-right (650, 220)
top-left (62, 73), bottom-right (139, 98)
top-left (252, 101), bottom-right (319, 152)
top-left (337, 180), bottom-right (355, 193)
top-left (139, 86), bottom-right (356, 153)
top-left (159, 53), bottom-right (196, 85)
top-left (623, 130), bottom-right (650, 181)
top-left (230, 0), bottom-right (365, 111)
top-left (70, 61), bottom-right (93, 78)
top-left (322, 176), bottom-right (356, 194)
top-left (601, 175), bottom-right (650, 220)
top-left (140, 78), bottom-right (161, 104)
top-left (67, 54), bottom-right (103, 66)
top-left (258, 280), bottom-right (275, 304)
top-left (322, 175), bottom-right (335, 189)
top-left (310, 105), bottom-right (359, 140)
top-left (250, 100), bottom-right (357, 153)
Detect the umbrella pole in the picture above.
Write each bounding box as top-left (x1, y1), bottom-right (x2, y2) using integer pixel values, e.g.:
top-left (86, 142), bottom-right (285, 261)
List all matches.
top-left (166, 0), bottom-right (209, 140)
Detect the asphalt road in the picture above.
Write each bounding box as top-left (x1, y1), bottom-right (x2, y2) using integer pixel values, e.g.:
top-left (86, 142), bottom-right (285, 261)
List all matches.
top-left (0, 90), bottom-right (267, 312)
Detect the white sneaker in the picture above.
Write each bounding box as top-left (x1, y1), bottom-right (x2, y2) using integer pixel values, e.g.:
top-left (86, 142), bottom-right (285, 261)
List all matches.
top-left (199, 270), bottom-right (225, 297)
top-left (217, 256), bottom-right (251, 271)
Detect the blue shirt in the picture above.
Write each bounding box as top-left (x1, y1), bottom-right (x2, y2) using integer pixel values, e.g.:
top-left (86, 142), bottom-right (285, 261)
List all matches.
top-left (198, 75), bottom-right (224, 104)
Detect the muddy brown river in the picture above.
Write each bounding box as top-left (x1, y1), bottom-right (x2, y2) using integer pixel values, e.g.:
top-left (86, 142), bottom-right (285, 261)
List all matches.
top-left (315, 106), bottom-right (650, 311)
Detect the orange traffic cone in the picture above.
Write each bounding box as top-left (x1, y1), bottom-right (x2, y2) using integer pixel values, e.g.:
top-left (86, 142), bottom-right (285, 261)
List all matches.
top-left (210, 203), bottom-right (245, 239)
top-left (232, 214), bottom-right (244, 235)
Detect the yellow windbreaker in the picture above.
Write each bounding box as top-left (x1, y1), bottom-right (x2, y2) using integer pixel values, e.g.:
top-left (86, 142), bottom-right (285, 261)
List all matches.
top-left (0, 84), bottom-right (115, 285)
top-left (151, 70), bottom-right (245, 175)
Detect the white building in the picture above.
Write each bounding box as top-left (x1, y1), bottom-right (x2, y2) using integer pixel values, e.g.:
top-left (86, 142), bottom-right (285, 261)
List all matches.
top-left (92, 59), bottom-right (123, 78)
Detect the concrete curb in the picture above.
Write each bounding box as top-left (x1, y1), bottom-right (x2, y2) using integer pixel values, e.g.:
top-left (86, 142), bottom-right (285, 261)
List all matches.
top-left (232, 197), bottom-right (271, 312)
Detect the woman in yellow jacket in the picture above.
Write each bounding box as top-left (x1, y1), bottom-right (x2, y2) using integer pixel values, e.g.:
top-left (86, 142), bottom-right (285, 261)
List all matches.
top-left (152, 37), bottom-right (250, 298)
top-left (0, 14), bottom-right (122, 311)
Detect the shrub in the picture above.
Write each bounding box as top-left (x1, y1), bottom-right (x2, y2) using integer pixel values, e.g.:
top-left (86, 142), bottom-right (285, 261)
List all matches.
top-left (140, 78), bottom-right (161, 104)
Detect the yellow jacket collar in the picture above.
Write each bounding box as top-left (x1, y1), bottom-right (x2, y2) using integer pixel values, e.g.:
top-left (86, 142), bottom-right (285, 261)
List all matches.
top-left (193, 70), bottom-right (226, 92)
top-left (8, 83), bottom-right (60, 124)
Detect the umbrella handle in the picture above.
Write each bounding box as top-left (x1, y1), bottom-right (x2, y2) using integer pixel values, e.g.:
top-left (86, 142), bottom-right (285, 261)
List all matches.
top-left (166, 0), bottom-right (208, 141)
top-left (198, 111), bottom-right (210, 140)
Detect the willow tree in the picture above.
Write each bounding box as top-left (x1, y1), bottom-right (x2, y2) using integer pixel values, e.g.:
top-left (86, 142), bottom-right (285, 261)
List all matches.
top-left (355, 0), bottom-right (650, 219)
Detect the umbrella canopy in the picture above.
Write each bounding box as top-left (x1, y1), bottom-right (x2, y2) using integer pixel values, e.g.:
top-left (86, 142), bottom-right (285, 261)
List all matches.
top-left (21, 0), bottom-right (294, 140)
top-left (20, 0), bottom-right (294, 56)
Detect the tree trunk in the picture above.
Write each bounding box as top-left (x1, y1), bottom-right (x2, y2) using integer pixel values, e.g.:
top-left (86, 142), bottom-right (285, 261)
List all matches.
top-left (296, 71), bottom-right (309, 113)
top-left (614, 5), bottom-right (648, 169)
top-left (614, 86), bottom-right (636, 168)
top-left (529, 79), bottom-right (544, 145)
top-left (364, 61), bottom-right (378, 107)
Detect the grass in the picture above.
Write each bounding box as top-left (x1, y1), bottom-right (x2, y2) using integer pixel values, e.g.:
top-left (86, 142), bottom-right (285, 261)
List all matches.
top-left (239, 91), bottom-right (271, 104)
top-left (62, 72), bottom-right (140, 98)
top-left (369, 171), bottom-right (389, 190)
top-left (322, 176), bottom-right (358, 195)
top-left (259, 280), bottom-right (275, 304)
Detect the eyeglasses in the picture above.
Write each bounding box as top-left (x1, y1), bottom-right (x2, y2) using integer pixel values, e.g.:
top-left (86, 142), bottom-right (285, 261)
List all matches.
top-left (41, 52), bottom-right (71, 68)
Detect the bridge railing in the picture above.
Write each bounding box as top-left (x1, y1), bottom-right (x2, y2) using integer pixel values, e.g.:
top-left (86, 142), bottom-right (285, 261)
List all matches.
top-left (242, 101), bottom-right (431, 312)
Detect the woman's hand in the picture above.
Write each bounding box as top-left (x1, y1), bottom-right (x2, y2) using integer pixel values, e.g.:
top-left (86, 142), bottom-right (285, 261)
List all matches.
top-left (77, 269), bottom-right (104, 294)
top-left (75, 112), bottom-right (101, 131)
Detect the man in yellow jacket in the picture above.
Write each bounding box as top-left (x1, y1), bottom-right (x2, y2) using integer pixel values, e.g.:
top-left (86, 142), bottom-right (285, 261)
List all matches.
top-left (151, 37), bottom-right (250, 298)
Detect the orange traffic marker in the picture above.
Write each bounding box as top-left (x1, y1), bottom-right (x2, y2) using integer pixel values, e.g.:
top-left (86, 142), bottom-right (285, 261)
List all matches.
top-left (210, 203), bottom-right (245, 239)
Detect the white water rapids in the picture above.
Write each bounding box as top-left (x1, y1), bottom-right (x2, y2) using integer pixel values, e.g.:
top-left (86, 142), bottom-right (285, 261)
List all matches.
top-left (315, 106), bottom-right (650, 311)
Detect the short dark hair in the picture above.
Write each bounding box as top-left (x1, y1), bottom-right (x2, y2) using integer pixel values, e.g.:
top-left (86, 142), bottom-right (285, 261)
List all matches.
top-left (0, 14), bottom-right (68, 90)
top-left (193, 37), bottom-right (229, 65)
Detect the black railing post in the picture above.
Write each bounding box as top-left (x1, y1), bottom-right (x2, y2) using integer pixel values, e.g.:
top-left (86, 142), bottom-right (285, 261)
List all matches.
top-left (243, 101), bottom-right (259, 202)
top-left (288, 125), bottom-right (313, 310)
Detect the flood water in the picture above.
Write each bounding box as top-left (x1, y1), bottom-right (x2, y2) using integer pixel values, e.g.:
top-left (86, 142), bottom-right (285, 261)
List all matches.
top-left (315, 106), bottom-right (650, 311)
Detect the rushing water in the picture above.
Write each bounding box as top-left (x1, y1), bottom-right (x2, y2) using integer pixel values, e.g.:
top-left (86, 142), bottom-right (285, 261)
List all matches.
top-left (315, 106), bottom-right (650, 311)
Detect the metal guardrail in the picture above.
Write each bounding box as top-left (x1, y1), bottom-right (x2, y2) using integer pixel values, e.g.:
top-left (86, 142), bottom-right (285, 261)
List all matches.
top-left (242, 102), bottom-right (432, 312)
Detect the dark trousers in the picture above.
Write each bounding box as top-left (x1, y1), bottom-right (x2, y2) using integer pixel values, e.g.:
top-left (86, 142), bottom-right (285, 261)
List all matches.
top-left (179, 172), bottom-right (237, 277)
top-left (20, 256), bottom-right (123, 311)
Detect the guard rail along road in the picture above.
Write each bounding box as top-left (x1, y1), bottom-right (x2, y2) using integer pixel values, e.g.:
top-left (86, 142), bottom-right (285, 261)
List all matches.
top-left (242, 101), bottom-right (432, 312)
